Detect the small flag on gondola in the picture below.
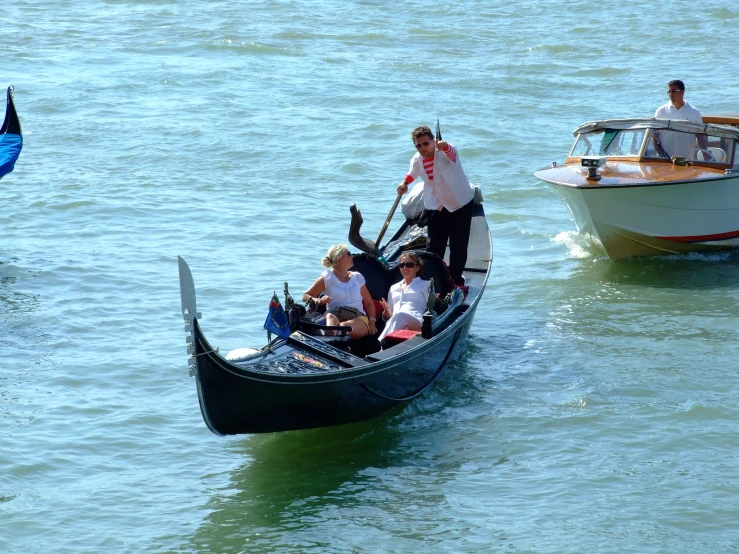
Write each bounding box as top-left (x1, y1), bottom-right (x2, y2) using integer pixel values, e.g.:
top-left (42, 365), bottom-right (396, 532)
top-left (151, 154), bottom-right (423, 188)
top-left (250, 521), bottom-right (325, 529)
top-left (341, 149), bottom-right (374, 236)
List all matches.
top-left (264, 293), bottom-right (291, 340)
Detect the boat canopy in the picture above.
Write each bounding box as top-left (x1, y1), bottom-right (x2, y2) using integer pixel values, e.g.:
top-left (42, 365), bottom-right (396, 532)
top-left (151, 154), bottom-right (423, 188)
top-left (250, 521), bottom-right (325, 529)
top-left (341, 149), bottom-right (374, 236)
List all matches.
top-left (573, 118), bottom-right (739, 141)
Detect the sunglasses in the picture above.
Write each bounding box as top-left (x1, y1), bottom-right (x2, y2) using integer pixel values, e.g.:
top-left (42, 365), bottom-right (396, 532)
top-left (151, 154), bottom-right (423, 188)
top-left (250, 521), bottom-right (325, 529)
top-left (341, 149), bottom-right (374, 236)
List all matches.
top-left (398, 262), bottom-right (417, 269)
top-left (344, 251), bottom-right (354, 257)
top-left (667, 90), bottom-right (683, 94)
top-left (414, 140), bottom-right (432, 149)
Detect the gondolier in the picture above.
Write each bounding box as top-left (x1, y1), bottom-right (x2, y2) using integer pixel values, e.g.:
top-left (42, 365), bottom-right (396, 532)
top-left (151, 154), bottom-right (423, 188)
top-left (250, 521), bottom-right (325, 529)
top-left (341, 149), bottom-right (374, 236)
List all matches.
top-left (397, 125), bottom-right (475, 286)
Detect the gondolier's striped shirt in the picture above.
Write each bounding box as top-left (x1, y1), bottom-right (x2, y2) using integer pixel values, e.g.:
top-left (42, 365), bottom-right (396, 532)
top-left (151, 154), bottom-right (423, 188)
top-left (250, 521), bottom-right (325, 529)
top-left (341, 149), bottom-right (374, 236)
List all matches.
top-left (405, 143), bottom-right (457, 184)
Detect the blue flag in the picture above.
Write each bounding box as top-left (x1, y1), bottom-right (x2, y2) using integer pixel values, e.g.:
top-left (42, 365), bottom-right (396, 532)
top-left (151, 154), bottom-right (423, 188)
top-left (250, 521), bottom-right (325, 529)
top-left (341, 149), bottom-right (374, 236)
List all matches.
top-left (264, 293), bottom-right (291, 340)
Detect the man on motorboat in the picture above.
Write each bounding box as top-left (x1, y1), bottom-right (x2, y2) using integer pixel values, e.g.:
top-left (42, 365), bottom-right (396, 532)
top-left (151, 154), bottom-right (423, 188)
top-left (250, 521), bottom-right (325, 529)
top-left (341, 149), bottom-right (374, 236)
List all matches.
top-left (653, 79), bottom-right (711, 159)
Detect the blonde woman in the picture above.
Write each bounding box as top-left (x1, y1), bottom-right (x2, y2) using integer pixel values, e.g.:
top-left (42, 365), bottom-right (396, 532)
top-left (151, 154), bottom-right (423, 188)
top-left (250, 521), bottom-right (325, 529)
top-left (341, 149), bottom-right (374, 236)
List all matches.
top-left (378, 251), bottom-right (430, 343)
top-left (302, 244), bottom-right (377, 339)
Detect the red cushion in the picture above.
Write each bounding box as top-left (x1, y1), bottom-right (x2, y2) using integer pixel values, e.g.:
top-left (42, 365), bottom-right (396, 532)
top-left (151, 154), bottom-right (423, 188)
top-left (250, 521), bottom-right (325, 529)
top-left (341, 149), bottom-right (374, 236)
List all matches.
top-left (363, 300), bottom-right (384, 318)
top-left (384, 329), bottom-right (420, 344)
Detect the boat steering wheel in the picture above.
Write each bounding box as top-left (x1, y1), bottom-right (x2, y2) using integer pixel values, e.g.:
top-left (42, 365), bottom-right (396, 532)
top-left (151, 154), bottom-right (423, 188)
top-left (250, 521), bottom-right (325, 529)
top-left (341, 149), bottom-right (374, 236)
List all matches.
top-left (692, 148), bottom-right (714, 162)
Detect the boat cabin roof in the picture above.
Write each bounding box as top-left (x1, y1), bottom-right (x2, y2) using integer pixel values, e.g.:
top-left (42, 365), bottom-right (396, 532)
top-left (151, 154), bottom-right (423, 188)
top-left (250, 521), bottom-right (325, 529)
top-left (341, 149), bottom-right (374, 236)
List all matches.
top-left (573, 118), bottom-right (739, 141)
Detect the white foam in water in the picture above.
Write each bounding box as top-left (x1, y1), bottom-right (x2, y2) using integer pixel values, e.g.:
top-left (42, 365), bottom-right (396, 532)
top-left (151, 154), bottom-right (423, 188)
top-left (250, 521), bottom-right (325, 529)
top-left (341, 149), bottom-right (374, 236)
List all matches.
top-left (552, 230), bottom-right (605, 259)
top-left (650, 251), bottom-right (733, 263)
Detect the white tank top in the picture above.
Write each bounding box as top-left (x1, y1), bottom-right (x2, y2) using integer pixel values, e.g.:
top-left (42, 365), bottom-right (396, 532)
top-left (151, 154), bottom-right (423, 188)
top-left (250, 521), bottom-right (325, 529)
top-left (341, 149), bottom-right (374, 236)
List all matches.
top-left (322, 269), bottom-right (367, 314)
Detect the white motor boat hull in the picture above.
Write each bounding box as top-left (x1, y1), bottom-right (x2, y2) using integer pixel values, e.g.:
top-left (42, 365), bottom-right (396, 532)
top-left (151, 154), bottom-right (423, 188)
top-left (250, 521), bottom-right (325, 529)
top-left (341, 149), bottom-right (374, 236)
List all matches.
top-left (548, 176), bottom-right (739, 259)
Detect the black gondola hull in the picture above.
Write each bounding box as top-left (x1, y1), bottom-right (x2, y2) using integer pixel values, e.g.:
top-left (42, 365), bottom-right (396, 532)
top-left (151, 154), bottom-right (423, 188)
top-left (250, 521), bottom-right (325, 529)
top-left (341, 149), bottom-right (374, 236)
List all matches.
top-left (179, 202), bottom-right (491, 435)
top-left (192, 304), bottom-right (476, 435)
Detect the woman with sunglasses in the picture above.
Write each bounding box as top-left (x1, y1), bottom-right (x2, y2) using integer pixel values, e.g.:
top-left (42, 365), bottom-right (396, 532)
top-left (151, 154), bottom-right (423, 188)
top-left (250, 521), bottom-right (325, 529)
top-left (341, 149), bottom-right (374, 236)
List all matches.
top-left (302, 244), bottom-right (377, 339)
top-left (377, 252), bottom-right (430, 344)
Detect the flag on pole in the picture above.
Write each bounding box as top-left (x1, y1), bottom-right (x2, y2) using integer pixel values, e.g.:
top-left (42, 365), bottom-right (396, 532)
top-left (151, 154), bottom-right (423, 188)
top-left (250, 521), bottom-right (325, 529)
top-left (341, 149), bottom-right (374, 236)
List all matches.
top-left (264, 293), bottom-right (291, 340)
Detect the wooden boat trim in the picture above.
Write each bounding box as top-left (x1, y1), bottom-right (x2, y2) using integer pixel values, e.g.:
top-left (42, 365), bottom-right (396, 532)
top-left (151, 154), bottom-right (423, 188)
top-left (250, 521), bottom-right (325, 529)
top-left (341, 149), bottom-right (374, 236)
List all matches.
top-left (703, 115), bottom-right (739, 127)
top-left (538, 163), bottom-right (735, 189)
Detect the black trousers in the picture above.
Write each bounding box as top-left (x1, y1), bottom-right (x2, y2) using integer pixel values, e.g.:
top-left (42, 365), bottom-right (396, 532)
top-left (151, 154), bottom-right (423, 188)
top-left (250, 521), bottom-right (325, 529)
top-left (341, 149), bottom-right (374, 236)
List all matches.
top-left (426, 199), bottom-right (474, 286)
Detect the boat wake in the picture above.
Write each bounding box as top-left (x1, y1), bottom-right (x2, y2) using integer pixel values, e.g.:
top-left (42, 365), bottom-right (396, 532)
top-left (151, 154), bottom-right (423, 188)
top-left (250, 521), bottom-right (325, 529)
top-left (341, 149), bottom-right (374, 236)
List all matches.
top-left (552, 230), bottom-right (606, 260)
top-left (637, 250), bottom-right (734, 263)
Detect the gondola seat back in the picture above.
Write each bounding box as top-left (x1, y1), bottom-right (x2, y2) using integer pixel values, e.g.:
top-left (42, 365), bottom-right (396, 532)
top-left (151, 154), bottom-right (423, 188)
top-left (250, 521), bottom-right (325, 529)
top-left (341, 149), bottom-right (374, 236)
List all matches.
top-left (418, 251), bottom-right (455, 297)
top-left (351, 252), bottom-right (391, 300)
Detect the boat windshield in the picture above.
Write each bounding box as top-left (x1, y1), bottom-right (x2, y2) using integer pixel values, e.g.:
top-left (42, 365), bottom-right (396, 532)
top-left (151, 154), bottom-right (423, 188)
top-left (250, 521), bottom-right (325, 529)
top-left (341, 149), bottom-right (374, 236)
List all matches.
top-left (644, 129), bottom-right (735, 164)
top-left (571, 126), bottom-right (736, 164)
top-left (570, 128), bottom-right (646, 157)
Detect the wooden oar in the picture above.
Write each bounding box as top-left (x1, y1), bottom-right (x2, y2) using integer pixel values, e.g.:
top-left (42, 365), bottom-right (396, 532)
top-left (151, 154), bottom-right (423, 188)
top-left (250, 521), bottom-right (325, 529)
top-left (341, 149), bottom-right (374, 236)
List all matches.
top-left (375, 192), bottom-right (403, 247)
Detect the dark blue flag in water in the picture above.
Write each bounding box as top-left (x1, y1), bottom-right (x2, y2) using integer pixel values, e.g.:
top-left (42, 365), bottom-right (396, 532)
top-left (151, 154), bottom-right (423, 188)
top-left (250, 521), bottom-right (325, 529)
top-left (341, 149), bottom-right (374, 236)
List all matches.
top-left (0, 86), bottom-right (23, 180)
top-left (264, 293), bottom-right (291, 340)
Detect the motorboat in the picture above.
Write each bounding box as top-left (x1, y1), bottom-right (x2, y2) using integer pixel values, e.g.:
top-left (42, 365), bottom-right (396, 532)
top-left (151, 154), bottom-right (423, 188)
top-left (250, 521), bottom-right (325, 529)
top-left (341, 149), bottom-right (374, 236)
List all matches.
top-left (177, 200), bottom-right (492, 435)
top-left (534, 116), bottom-right (739, 259)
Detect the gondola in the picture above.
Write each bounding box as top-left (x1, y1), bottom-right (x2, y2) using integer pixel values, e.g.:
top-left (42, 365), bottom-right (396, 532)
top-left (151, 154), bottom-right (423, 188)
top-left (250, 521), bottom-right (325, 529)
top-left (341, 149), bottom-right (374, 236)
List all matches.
top-left (0, 85), bottom-right (23, 180)
top-left (178, 197), bottom-right (492, 435)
